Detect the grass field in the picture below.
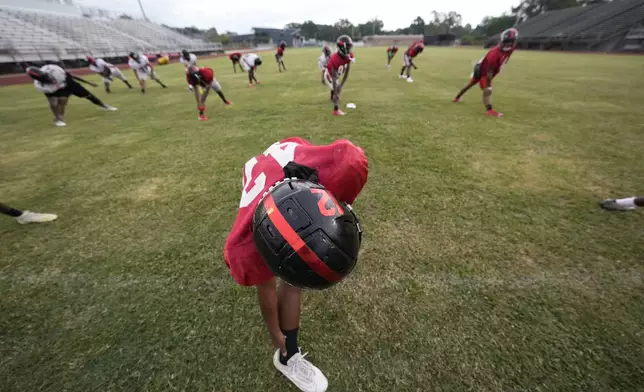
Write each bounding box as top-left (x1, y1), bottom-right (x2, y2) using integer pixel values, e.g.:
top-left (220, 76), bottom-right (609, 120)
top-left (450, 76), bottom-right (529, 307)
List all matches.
top-left (1, 47), bottom-right (644, 392)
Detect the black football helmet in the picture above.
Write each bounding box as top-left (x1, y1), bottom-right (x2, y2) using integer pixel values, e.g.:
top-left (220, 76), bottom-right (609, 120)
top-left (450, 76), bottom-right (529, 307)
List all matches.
top-left (253, 178), bottom-right (362, 290)
top-left (415, 42), bottom-right (425, 53)
top-left (129, 52), bottom-right (139, 62)
top-left (323, 45), bottom-right (332, 57)
top-left (500, 28), bottom-right (518, 51)
top-left (336, 35), bottom-right (353, 58)
top-left (186, 66), bottom-right (201, 86)
top-left (86, 56), bottom-right (96, 65)
top-left (254, 57), bottom-right (262, 66)
top-left (279, 40), bottom-right (287, 49)
top-left (182, 49), bottom-right (190, 60)
top-left (26, 66), bottom-right (54, 84)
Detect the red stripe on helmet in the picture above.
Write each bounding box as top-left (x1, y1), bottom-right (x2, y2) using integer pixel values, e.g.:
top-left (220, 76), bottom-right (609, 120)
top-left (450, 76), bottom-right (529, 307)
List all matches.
top-left (264, 194), bottom-right (342, 283)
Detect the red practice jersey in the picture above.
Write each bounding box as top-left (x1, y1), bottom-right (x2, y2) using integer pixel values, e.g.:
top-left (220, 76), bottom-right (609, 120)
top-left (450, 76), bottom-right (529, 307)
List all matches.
top-left (406, 42), bottom-right (424, 57)
top-left (479, 44), bottom-right (514, 77)
top-left (224, 137), bottom-right (368, 286)
top-left (186, 67), bottom-right (214, 85)
top-left (387, 46), bottom-right (398, 54)
top-left (276, 47), bottom-right (284, 56)
top-left (326, 52), bottom-right (352, 73)
top-left (229, 52), bottom-right (241, 61)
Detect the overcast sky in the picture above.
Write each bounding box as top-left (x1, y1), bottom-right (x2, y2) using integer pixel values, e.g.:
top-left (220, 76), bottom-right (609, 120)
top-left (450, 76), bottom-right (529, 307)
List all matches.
top-left (77, 0), bottom-right (518, 33)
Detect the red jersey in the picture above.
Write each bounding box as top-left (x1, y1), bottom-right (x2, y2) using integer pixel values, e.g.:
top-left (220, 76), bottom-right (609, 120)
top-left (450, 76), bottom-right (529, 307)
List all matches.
top-left (229, 52), bottom-right (241, 61)
top-left (224, 137), bottom-right (368, 286)
top-left (387, 46), bottom-right (398, 53)
top-left (326, 52), bottom-right (352, 73)
top-left (186, 67), bottom-right (214, 85)
top-left (479, 45), bottom-right (514, 77)
top-left (276, 47), bottom-right (284, 56)
top-left (406, 42), bottom-right (424, 57)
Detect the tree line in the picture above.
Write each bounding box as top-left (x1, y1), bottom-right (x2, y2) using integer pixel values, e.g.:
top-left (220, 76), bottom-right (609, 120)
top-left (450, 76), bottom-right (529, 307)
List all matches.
top-left (166, 0), bottom-right (609, 44)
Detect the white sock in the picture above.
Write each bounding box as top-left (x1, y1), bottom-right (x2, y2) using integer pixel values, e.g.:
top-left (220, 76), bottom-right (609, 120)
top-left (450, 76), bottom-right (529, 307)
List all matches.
top-left (616, 197), bottom-right (636, 208)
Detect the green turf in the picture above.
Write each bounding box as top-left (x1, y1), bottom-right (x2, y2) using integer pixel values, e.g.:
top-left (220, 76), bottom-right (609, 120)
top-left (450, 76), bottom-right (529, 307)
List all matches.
top-left (1, 47), bottom-right (644, 391)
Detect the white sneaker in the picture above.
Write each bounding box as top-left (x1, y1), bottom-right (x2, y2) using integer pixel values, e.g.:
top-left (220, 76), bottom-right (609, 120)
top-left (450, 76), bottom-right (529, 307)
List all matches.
top-left (15, 211), bottom-right (58, 224)
top-left (399, 74), bottom-right (406, 79)
top-left (386, 64), bottom-right (390, 69)
top-left (54, 120), bottom-right (66, 127)
top-left (188, 85), bottom-right (194, 92)
top-left (273, 349), bottom-right (328, 392)
top-left (104, 106), bottom-right (118, 111)
top-left (406, 77), bottom-right (414, 83)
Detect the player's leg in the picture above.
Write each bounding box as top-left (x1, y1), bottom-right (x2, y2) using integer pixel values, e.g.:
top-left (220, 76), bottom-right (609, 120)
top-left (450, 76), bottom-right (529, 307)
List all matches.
top-left (281, 59), bottom-right (287, 71)
top-left (454, 79), bottom-right (477, 101)
top-left (1, 202), bottom-right (57, 223)
top-left (152, 72), bottom-right (167, 88)
top-left (57, 96), bottom-right (68, 120)
top-left (210, 80), bottom-right (231, 105)
top-left (45, 96), bottom-right (62, 124)
top-left (194, 85), bottom-right (208, 120)
top-left (600, 196), bottom-right (644, 211)
top-left (251, 68), bottom-right (259, 84)
top-left (71, 82), bottom-right (117, 111)
top-left (400, 65), bottom-right (407, 77)
top-left (113, 70), bottom-right (132, 89)
top-left (277, 281), bottom-right (301, 364)
top-left (276, 54), bottom-right (281, 72)
top-left (102, 76), bottom-right (111, 93)
top-left (481, 79), bottom-right (501, 117)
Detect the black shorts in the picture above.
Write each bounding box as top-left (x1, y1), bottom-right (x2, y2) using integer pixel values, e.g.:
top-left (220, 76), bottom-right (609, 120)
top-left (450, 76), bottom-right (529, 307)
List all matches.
top-left (46, 79), bottom-right (91, 98)
top-left (472, 63), bottom-right (482, 80)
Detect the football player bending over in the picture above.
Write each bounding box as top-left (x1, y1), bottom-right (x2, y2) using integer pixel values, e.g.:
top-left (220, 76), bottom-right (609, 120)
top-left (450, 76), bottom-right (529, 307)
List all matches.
top-left (229, 52), bottom-right (242, 73)
top-left (325, 35), bottom-right (354, 116)
top-left (180, 49), bottom-right (198, 91)
top-left (453, 28), bottom-right (518, 118)
top-left (224, 137), bottom-right (368, 392)
top-left (26, 64), bottom-right (117, 127)
top-left (241, 53), bottom-right (262, 87)
top-left (600, 196), bottom-right (644, 211)
top-left (1, 202), bottom-right (57, 224)
top-left (386, 44), bottom-right (398, 68)
top-left (276, 41), bottom-right (287, 72)
top-left (400, 41), bottom-right (423, 82)
top-left (186, 66), bottom-right (231, 121)
top-left (317, 45), bottom-right (332, 85)
top-left (128, 52), bottom-right (167, 94)
top-left (86, 56), bottom-right (132, 93)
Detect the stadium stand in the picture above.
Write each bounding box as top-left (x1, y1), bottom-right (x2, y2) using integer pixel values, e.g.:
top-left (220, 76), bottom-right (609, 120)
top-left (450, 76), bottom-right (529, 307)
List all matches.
top-left (510, 0), bottom-right (644, 51)
top-left (0, 0), bottom-right (221, 74)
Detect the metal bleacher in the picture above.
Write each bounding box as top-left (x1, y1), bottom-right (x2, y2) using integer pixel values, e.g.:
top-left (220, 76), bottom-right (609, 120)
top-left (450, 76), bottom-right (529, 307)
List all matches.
top-left (515, 0), bottom-right (644, 51)
top-left (0, 6), bottom-right (220, 65)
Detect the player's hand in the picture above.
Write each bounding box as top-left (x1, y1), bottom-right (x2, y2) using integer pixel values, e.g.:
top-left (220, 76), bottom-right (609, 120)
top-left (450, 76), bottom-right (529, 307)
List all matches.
top-left (271, 332), bottom-right (287, 355)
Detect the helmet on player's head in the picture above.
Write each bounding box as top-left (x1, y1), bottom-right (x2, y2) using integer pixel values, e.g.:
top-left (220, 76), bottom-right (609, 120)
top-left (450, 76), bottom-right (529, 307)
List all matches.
top-left (254, 57), bottom-right (262, 66)
top-left (500, 28), bottom-right (518, 51)
top-left (336, 35), bottom-right (353, 58)
top-left (86, 56), bottom-right (96, 65)
top-left (323, 45), bottom-right (332, 57)
top-left (186, 66), bottom-right (201, 86)
top-left (279, 40), bottom-right (287, 49)
top-left (253, 178), bottom-right (362, 290)
top-left (26, 66), bottom-right (54, 84)
top-left (415, 42), bottom-right (425, 53)
top-left (129, 52), bottom-right (139, 62)
top-left (182, 49), bottom-right (190, 60)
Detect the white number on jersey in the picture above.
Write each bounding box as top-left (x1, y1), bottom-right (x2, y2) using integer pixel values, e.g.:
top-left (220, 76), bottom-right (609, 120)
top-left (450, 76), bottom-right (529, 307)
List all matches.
top-left (239, 142), bottom-right (297, 208)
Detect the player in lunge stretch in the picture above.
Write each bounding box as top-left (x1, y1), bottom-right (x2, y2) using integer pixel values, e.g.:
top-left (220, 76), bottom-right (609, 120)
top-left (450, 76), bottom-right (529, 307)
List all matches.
top-left (324, 35), bottom-right (354, 116)
top-left (276, 41), bottom-right (287, 72)
top-left (180, 49), bottom-right (198, 91)
top-left (386, 44), bottom-right (398, 68)
top-left (128, 52), bottom-right (167, 94)
top-left (452, 28), bottom-right (518, 118)
top-left (27, 64), bottom-right (117, 127)
top-left (400, 40), bottom-right (424, 82)
top-left (87, 56), bottom-right (132, 93)
top-left (224, 137), bottom-right (368, 392)
top-left (186, 65), bottom-right (231, 121)
top-left (241, 53), bottom-right (262, 87)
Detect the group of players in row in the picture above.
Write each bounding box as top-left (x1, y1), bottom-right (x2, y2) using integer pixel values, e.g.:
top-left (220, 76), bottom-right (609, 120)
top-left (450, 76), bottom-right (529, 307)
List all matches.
top-left (24, 28), bottom-right (518, 126)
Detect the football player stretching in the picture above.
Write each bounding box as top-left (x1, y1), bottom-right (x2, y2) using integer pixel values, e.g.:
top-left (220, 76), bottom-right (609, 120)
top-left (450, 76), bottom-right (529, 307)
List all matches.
top-left (186, 66), bottom-right (231, 121)
top-left (224, 137), bottom-right (368, 392)
top-left (453, 28), bottom-right (518, 118)
top-left (400, 40), bottom-right (424, 82)
top-left (324, 35), bottom-right (354, 116)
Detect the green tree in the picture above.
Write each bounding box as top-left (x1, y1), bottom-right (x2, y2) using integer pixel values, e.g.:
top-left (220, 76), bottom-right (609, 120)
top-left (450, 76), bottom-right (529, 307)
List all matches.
top-left (409, 16), bottom-right (425, 35)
